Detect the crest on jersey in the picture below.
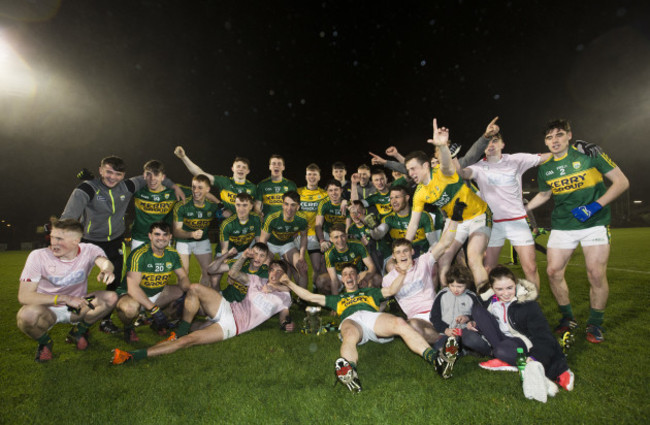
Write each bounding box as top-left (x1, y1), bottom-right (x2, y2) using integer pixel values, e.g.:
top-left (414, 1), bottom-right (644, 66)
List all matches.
top-left (572, 162), bottom-right (581, 170)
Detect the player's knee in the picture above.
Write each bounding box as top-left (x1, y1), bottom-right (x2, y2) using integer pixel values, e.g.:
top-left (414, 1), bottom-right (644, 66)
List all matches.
top-left (117, 297), bottom-right (139, 319)
top-left (16, 305), bottom-right (47, 329)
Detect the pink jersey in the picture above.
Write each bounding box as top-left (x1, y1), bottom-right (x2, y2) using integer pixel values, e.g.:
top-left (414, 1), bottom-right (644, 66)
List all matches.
top-left (382, 252), bottom-right (436, 318)
top-left (19, 243), bottom-right (107, 297)
top-left (231, 275), bottom-right (292, 335)
top-left (466, 153), bottom-right (541, 221)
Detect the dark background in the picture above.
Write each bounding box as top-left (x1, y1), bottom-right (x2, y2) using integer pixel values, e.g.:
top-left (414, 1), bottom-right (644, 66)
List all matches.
top-left (1, 0), bottom-right (649, 246)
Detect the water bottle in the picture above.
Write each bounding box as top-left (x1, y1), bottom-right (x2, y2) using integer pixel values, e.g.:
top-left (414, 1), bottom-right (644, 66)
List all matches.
top-left (516, 347), bottom-right (526, 381)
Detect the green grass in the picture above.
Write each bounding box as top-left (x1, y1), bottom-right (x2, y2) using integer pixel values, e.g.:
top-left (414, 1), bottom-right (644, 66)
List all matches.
top-left (1, 228), bottom-right (650, 424)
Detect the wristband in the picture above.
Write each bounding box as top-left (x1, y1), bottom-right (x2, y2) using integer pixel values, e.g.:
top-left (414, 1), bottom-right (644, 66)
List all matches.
top-left (53, 295), bottom-right (59, 306)
top-left (150, 305), bottom-right (160, 314)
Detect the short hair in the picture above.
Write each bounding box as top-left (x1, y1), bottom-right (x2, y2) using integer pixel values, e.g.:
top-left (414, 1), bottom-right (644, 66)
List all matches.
top-left (446, 264), bottom-right (476, 292)
top-left (389, 185), bottom-right (408, 196)
top-left (100, 156), bottom-right (126, 172)
top-left (235, 192), bottom-right (254, 204)
top-left (282, 190), bottom-right (300, 204)
top-left (306, 163), bottom-right (321, 172)
top-left (330, 223), bottom-right (346, 234)
top-left (251, 242), bottom-right (270, 255)
top-left (143, 160), bottom-right (165, 174)
top-left (371, 167), bottom-right (386, 177)
top-left (325, 179), bottom-right (342, 189)
top-left (491, 132), bottom-right (504, 143)
top-left (233, 156), bottom-right (251, 168)
top-left (192, 174), bottom-right (212, 187)
top-left (269, 154), bottom-right (284, 164)
top-left (391, 238), bottom-right (412, 252)
top-left (350, 200), bottom-right (365, 209)
top-left (149, 221), bottom-right (171, 234)
top-left (357, 164), bottom-right (371, 172)
top-left (269, 259), bottom-right (288, 274)
top-left (404, 151), bottom-right (429, 166)
top-left (340, 263), bottom-right (357, 274)
top-left (332, 161), bottom-right (346, 170)
top-left (488, 264), bottom-right (518, 287)
top-left (50, 218), bottom-right (83, 236)
top-left (545, 119), bottom-right (571, 135)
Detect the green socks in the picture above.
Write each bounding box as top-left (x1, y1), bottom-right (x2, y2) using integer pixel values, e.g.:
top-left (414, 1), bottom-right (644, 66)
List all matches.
top-left (130, 349), bottom-right (148, 361)
top-left (559, 304), bottom-right (574, 320)
top-left (587, 308), bottom-right (605, 327)
top-left (176, 320), bottom-right (191, 337)
top-left (423, 347), bottom-right (435, 365)
top-left (37, 333), bottom-right (53, 346)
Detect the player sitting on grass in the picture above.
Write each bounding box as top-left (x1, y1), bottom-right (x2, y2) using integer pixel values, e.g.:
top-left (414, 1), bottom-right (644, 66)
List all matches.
top-left (17, 218), bottom-right (117, 362)
top-left (279, 264), bottom-right (453, 393)
top-left (115, 222), bottom-right (191, 343)
top-left (111, 260), bottom-right (294, 364)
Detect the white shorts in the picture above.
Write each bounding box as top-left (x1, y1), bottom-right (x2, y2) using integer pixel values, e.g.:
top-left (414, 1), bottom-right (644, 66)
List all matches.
top-left (341, 311), bottom-right (394, 345)
top-left (131, 239), bottom-right (146, 250)
top-left (410, 312), bottom-right (431, 322)
top-left (267, 241), bottom-right (296, 257)
top-left (446, 213), bottom-right (492, 244)
top-left (48, 306), bottom-right (72, 325)
top-left (488, 218), bottom-right (534, 248)
top-left (547, 226), bottom-right (610, 249)
top-left (176, 239), bottom-right (212, 255)
top-left (294, 234), bottom-right (320, 252)
top-left (207, 299), bottom-right (237, 340)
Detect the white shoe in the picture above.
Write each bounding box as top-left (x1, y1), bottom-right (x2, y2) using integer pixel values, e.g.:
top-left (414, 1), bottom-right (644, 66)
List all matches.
top-left (522, 361), bottom-right (548, 403)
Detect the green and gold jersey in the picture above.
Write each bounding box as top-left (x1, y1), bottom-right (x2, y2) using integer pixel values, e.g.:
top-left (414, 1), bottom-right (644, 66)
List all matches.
top-left (382, 210), bottom-right (435, 252)
top-left (256, 177), bottom-right (297, 217)
top-left (324, 240), bottom-right (369, 273)
top-left (538, 148), bottom-right (616, 230)
top-left (219, 214), bottom-right (262, 253)
top-left (222, 260), bottom-right (269, 302)
top-left (325, 287), bottom-right (384, 321)
top-left (262, 211), bottom-right (309, 245)
top-left (297, 186), bottom-right (328, 236)
top-left (347, 222), bottom-right (372, 242)
top-left (212, 175), bottom-right (257, 214)
top-left (317, 199), bottom-right (346, 234)
top-left (173, 198), bottom-right (219, 242)
top-left (131, 187), bottom-right (177, 241)
top-left (117, 244), bottom-right (182, 297)
top-left (412, 167), bottom-right (488, 220)
top-left (364, 190), bottom-right (392, 219)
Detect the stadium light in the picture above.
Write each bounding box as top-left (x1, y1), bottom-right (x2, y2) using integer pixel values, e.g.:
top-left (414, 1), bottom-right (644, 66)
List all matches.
top-left (633, 200), bottom-right (643, 204)
top-left (0, 32), bottom-right (36, 97)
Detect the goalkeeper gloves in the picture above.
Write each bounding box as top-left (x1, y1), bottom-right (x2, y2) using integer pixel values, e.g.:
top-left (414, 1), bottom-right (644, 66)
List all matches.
top-left (571, 202), bottom-right (602, 222)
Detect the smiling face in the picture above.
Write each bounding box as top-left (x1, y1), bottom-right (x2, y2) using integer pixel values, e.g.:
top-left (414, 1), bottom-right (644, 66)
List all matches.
top-left (326, 184), bottom-right (342, 204)
top-left (148, 227), bottom-right (172, 252)
top-left (232, 160), bottom-right (250, 180)
top-left (269, 157), bottom-right (285, 179)
top-left (332, 167), bottom-right (346, 182)
top-left (329, 229), bottom-right (348, 251)
top-left (305, 169), bottom-right (320, 188)
top-left (392, 243), bottom-right (414, 270)
top-left (484, 136), bottom-right (505, 158)
top-left (357, 168), bottom-right (370, 185)
top-left (371, 173), bottom-right (388, 192)
top-left (99, 164), bottom-right (126, 188)
top-left (341, 266), bottom-right (360, 292)
top-left (349, 203), bottom-right (365, 224)
top-left (491, 277), bottom-right (517, 303)
top-left (389, 190), bottom-right (409, 213)
top-left (544, 128), bottom-right (572, 157)
top-left (235, 198), bottom-right (253, 220)
top-left (144, 169), bottom-right (165, 191)
top-left (191, 179), bottom-right (210, 204)
top-left (281, 196), bottom-right (300, 220)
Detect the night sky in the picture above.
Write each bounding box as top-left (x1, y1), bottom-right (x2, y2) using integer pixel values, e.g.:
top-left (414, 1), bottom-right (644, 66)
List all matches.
top-left (1, 0), bottom-right (649, 242)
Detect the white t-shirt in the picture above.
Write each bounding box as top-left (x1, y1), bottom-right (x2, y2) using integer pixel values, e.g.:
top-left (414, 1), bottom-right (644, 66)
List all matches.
top-left (20, 243), bottom-right (107, 297)
top-left (466, 153), bottom-right (541, 221)
top-left (231, 275), bottom-right (292, 334)
top-left (381, 252), bottom-right (436, 318)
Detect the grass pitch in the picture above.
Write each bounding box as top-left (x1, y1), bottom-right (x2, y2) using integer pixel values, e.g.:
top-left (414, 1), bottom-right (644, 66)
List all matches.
top-left (1, 228), bottom-right (649, 424)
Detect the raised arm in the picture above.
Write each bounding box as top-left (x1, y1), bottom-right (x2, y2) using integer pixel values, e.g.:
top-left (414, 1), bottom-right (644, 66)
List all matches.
top-left (457, 116), bottom-right (499, 168)
top-left (428, 118), bottom-right (454, 176)
top-left (174, 146), bottom-right (215, 185)
top-left (280, 275), bottom-right (326, 306)
top-left (385, 146), bottom-right (405, 163)
top-left (226, 249), bottom-right (253, 285)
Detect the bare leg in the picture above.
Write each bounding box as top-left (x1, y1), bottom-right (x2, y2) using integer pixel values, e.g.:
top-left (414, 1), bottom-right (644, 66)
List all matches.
top-left (582, 244), bottom-right (610, 310)
top-left (374, 313), bottom-right (430, 355)
top-left (466, 232), bottom-right (489, 289)
top-left (407, 318), bottom-right (439, 345)
top-left (195, 253), bottom-right (213, 287)
top-left (16, 306), bottom-right (56, 339)
top-left (546, 247), bottom-right (575, 306)
top-left (340, 320), bottom-right (363, 364)
top-left (513, 244), bottom-right (540, 289)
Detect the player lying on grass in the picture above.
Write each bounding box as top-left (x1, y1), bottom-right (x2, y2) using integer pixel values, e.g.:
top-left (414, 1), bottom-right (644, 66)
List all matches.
top-left (111, 259), bottom-right (294, 364)
top-left (17, 218), bottom-right (117, 362)
top-left (279, 263), bottom-right (458, 393)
